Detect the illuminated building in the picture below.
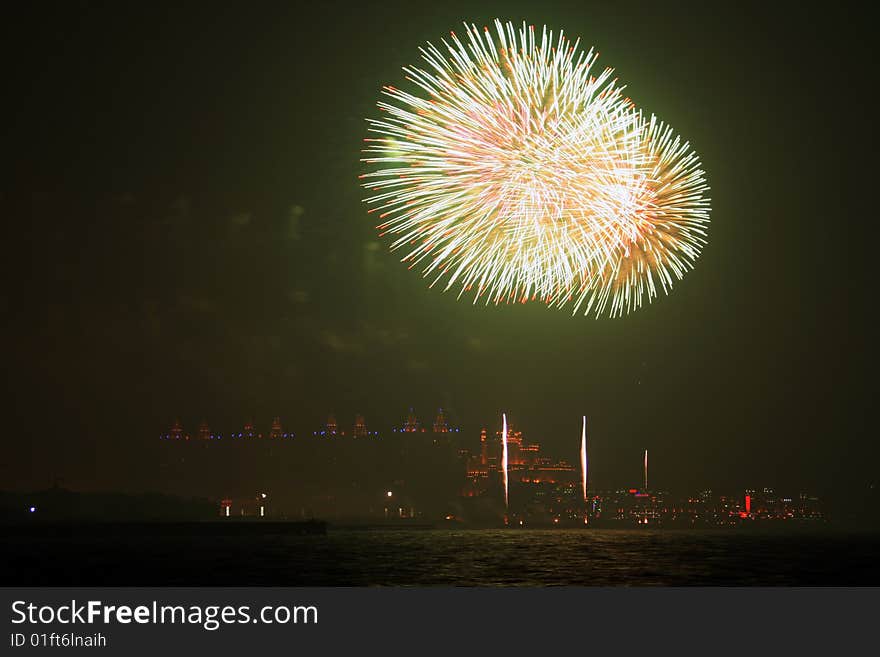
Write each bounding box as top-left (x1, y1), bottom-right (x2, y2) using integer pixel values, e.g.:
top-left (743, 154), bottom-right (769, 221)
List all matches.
top-left (399, 407), bottom-right (422, 433)
top-left (462, 422), bottom-right (576, 499)
top-left (353, 414), bottom-right (375, 438)
top-left (433, 408), bottom-right (448, 433)
top-left (269, 416), bottom-right (282, 439)
top-left (389, 406), bottom-right (461, 440)
top-left (313, 414), bottom-right (338, 437)
top-left (502, 425), bottom-right (519, 466)
top-left (198, 421), bottom-right (210, 441)
top-left (429, 408), bottom-right (461, 447)
top-left (158, 418), bottom-right (186, 441)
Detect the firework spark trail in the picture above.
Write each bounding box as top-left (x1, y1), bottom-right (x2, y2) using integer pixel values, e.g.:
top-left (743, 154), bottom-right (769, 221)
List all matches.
top-left (502, 413), bottom-right (509, 509)
top-left (362, 19), bottom-right (710, 317)
top-left (580, 416), bottom-right (588, 502)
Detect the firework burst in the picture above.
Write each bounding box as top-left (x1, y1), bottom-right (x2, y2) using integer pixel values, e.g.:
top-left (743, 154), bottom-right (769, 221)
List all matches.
top-left (361, 19), bottom-right (710, 317)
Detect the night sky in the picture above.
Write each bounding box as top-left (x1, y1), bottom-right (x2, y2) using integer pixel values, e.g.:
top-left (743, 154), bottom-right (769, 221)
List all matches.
top-left (3, 1), bottom-right (875, 498)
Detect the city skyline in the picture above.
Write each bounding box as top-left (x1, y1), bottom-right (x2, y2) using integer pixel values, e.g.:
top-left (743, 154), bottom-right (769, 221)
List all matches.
top-left (153, 413), bottom-right (830, 528)
top-left (154, 407), bottom-right (833, 498)
top-left (3, 395), bottom-right (863, 497)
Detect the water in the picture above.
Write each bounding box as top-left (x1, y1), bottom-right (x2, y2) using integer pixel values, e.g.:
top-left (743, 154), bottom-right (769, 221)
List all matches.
top-left (4, 529), bottom-right (879, 586)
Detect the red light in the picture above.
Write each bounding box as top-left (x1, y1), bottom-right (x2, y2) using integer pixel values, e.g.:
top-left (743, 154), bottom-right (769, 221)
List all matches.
top-left (745, 495), bottom-right (751, 513)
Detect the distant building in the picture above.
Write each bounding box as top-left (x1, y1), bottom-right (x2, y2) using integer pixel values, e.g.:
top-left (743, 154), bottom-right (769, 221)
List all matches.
top-left (159, 418), bottom-right (188, 441)
top-left (314, 414), bottom-right (339, 437)
top-left (462, 422), bottom-right (575, 497)
top-left (433, 409), bottom-right (448, 434)
top-left (430, 408), bottom-right (461, 446)
top-left (400, 408), bottom-right (421, 433)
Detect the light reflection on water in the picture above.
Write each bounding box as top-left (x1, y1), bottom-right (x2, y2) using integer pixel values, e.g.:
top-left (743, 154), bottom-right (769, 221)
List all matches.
top-left (5, 528), bottom-right (879, 586)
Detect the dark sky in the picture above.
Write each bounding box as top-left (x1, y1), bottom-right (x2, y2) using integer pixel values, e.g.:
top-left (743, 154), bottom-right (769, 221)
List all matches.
top-left (2, 1), bottom-right (875, 496)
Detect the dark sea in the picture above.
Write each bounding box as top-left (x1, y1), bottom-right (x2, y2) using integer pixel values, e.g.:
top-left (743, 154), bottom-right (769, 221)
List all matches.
top-left (4, 528), bottom-right (879, 586)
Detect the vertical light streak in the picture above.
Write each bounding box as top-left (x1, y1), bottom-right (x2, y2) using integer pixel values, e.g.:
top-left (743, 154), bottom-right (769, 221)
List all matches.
top-left (502, 412), bottom-right (509, 509)
top-left (644, 449), bottom-right (648, 491)
top-left (580, 415), bottom-right (588, 502)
